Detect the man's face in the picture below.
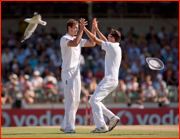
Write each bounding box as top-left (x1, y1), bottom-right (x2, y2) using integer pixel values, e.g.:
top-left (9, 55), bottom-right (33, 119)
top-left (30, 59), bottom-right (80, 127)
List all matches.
top-left (157, 78), bottom-right (162, 82)
top-left (69, 24), bottom-right (79, 35)
top-left (146, 75), bottom-right (151, 82)
top-left (107, 34), bottom-right (112, 42)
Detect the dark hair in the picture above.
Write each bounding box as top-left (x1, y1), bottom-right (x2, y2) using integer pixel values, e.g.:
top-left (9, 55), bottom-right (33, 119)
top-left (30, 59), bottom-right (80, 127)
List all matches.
top-left (110, 29), bottom-right (121, 42)
top-left (66, 19), bottom-right (78, 31)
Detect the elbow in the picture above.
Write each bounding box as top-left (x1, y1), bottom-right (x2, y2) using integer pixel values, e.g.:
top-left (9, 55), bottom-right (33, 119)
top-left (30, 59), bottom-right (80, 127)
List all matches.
top-left (90, 36), bottom-right (96, 47)
top-left (74, 44), bottom-right (79, 47)
top-left (73, 42), bottom-right (79, 47)
top-left (74, 40), bottom-right (82, 47)
top-left (92, 41), bottom-right (96, 46)
top-left (93, 42), bottom-right (96, 46)
top-left (93, 36), bottom-right (97, 44)
top-left (93, 39), bottom-right (97, 46)
top-left (93, 36), bottom-right (96, 42)
top-left (68, 41), bottom-right (79, 47)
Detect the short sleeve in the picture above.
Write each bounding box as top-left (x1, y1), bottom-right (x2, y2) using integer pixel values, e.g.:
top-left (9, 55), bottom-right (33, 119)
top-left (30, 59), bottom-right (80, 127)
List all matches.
top-left (60, 36), bottom-right (71, 47)
top-left (101, 41), bottom-right (111, 51)
top-left (80, 39), bottom-right (87, 47)
top-left (101, 41), bottom-right (116, 54)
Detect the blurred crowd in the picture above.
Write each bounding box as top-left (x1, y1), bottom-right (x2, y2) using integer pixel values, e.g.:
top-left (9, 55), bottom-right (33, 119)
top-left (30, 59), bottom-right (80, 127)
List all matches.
top-left (2, 1), bottom-right (178, 18)
top-left (1, 22), bottom-right (179, 108)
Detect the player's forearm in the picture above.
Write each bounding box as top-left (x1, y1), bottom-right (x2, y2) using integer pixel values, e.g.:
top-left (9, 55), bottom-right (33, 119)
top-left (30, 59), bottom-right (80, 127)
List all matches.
top-left (96, 29), bottom-right (108, 42)
top-left (84, 27), bottom-right (96, 42)
top-left (84, 27), bottom-right (102, 46)
top-left (89, 26), bottom-right (96, 46)
top-left (74, 29), bottom-right (84, 46)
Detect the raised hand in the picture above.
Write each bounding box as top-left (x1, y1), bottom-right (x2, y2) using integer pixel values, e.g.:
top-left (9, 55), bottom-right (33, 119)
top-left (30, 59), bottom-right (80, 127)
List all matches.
top-left (79, 18), bottom-right (88, 30)
top-left (92, 18), bottom-right (98, 31)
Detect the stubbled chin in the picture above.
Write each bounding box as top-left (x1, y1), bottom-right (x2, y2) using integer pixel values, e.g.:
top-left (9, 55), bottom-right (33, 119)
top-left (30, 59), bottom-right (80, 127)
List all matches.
top-left (73, 32), bottom-right (77, 36)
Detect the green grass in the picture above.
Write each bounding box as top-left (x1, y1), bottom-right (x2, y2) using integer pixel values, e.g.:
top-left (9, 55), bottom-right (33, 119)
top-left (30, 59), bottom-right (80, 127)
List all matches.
top-left (1, 126), bottom-right (179, 138)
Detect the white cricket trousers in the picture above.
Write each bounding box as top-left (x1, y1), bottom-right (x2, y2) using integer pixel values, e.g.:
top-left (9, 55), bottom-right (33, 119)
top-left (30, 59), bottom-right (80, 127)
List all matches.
top-left (61, 68), bottom-right (81, 131)
top-left (89, 77), bottom-right (118, 128)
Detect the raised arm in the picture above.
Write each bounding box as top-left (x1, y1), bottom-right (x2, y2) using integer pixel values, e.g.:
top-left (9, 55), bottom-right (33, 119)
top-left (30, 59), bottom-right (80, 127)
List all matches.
top-left (84, 27), bottom-right (102, 46)
top-left (93, 18), bottom-right (108, 42)
top-left (84, 18), bottom-right (96, 47)
top-left (96, 29), bottom-right (108, 42)
top-left (67, 18), bottom-right (87, 47)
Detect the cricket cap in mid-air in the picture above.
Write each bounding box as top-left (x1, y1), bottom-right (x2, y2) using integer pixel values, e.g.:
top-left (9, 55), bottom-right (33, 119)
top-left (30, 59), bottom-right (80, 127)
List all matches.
top-left (146, 57), bottom-right (164, 70)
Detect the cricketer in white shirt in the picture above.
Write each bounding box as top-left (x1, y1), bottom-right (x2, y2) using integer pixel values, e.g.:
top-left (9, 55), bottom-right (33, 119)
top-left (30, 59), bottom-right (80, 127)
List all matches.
top-left (60, 18), bottom-right (96, 132)
top-left (84, 19), bottom-right (122, 131)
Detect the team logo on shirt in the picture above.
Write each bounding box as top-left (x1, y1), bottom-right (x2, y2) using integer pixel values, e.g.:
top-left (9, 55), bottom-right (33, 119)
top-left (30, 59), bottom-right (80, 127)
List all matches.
top-left (99, 85), bottom-right (101, 87)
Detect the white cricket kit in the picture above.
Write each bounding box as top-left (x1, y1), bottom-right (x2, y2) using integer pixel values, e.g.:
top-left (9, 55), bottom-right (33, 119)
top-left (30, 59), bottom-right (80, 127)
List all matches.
top-left (89, 41), bottom-right (122, 128)
top-left (60, 33), bottom-right (87, 131)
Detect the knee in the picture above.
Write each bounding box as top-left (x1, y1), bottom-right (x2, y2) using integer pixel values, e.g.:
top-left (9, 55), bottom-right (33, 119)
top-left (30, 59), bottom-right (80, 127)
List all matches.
top-left (89, 96), bottom-right (98, 106)
top-left (89, 97), bottom-right (94, 105)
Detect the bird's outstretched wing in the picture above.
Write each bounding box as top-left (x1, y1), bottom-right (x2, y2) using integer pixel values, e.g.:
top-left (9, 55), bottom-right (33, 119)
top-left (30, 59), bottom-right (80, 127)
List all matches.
top-left (21, 24), bottom-right (38, 43)
top-left (21, 13), bottom-right (46, 43)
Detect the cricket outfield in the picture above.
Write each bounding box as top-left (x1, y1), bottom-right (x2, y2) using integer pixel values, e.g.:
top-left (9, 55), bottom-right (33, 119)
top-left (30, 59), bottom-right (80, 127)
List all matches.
top-left (1, 125), bottom-right (179, 138)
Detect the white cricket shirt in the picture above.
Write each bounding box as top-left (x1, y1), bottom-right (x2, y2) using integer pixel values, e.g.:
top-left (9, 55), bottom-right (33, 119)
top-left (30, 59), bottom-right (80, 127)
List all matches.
top-left (101, 41), bottom-right (122, 80)
top-left (60, 33), bottom-right (87, 71)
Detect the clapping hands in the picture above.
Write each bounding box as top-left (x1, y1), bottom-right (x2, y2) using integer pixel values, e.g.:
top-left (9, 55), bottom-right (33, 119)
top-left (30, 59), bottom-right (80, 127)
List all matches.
top-left (92, 18), bottom-right (98, 31)
top-left (79, 18), bottom-right (88, 30)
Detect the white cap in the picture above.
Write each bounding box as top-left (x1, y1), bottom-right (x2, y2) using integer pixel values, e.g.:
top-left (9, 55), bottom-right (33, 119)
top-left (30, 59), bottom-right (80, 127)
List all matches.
top-left (47, 76), bottom-right (53, 82)
top-left (34, 71), bottom-right (40, 76)
top-left (11, 74), bottom-right (18, 79)
top-left (24, 74), bottom-right (30, 80)
top-left (146, 57), bottom-right (164, 70)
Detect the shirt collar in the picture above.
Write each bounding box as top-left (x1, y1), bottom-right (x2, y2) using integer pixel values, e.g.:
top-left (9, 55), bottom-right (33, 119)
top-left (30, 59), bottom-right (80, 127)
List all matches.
top-left (66, 33), bottom-right (74, 39)
top-left (115, 42), bottom-right (120, 45)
